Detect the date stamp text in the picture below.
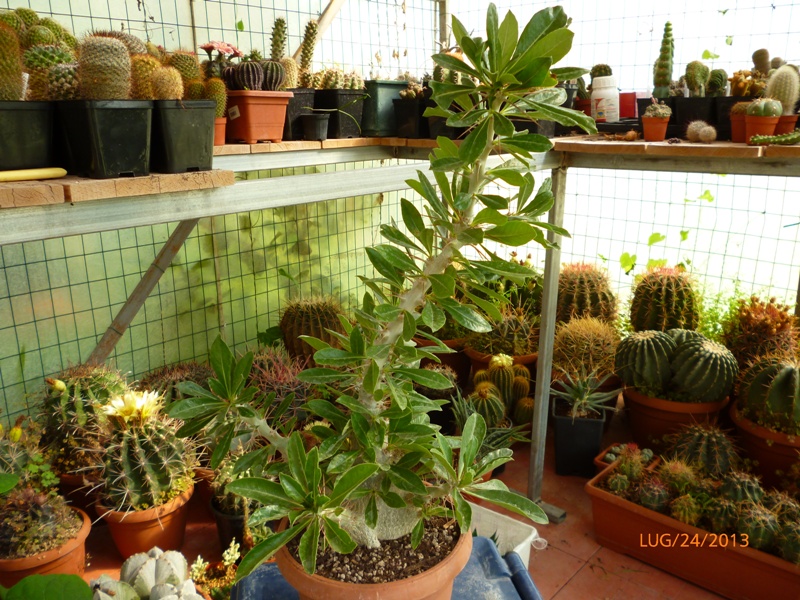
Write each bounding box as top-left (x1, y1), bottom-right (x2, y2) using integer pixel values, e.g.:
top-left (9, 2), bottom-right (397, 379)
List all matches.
top-left (639, 533), bottom-right (748, 548)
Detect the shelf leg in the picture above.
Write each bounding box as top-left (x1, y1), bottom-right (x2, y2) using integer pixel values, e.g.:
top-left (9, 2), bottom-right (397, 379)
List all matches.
top-left (528, 165), bottom-right (567, 522)
top-left (85, 219), bottom-right (200, 366)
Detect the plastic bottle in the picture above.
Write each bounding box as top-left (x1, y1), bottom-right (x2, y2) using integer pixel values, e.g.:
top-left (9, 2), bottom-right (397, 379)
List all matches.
top-left (591, 75), bottom-right (619, 123)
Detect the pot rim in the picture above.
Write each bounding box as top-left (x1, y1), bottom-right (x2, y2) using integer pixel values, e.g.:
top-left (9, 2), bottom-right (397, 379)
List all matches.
top-left (96, 483), bottom-right (194, 524)
top-left (729, 404), bottom-right (800, 445)
top-left (0, 507), bottom-right (90, 570)
top-left (623, 386), bottom-right (729, 413)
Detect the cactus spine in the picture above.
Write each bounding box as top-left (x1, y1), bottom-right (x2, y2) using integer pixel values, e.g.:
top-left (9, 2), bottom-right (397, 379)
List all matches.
top-left (234, 60), bottom-right (264, 91)
top-left (669, 337), bottom-right (738, 404)
top-left (298, 20), bottom-right (318, 88)
top-left (78, 36), bottom-right (131, 99)
top-left (556, 263), bottom-right (617, 324)
top-left (670, 494), bottom-right (702, 526)
top-left (47, 62), bottom-right (79, 100)
top-left (22, 25), bottom-right (56, 49)
top-left (467, 382), bottom-right (506, 428)
top-left (0, 11), bottom-right (25, 35)
top-left (279, 297), bottom-right (348, 365)
top-left (552, 316), bottom-right (619, 378)
top-left (184, 78), bottom-right (205, 100)
top-left (280, 57), bottom-right (299, 89)
top-left (765, 65), bottom-right (800, 115)
top-left (262, 60), bottom-right (286, 91)
top-left (704, 497), bottom-right (739, 533)
top-left (91, 30), bottom-right (148, 56)
top-left (130, 54), bottom-right (161, 100)
top-left (614, 330), bottom-right (676, 395)
top-left (13, 7), bottom-right (38, 27)
top-left (271, 17), bottom-right (287, 61)
top-left (168, 51), bottom-right (202, 94)
top-left (653, 22), bottom-right (674, 98)
top-left (668, 423), bottom-right (738, 476)
top-left (719, 471), bottom-right (764, 503)
top-left (0, 24), bottom-right (23, 101)
top-left (22, 44), bottom-right (74, 100)
top-left (738, 356), bottom-right (800, 435)
top-left (638, 476), bottom-right (671, 512)
top-left (685, 61), bottom-right (710, 97)
top-left (629, 267), bottom-right (699, 332)
top-left (151, 66), bottom-right (184, 100)
top-left (737, 502), bottom-right (780, 550)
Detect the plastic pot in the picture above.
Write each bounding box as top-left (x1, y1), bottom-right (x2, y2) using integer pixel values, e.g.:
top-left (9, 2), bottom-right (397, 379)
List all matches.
top-left (283, 88), bottom-right (316, 141)
top-left (300, 112), bottom-right (329, 141)
top-left (637, 97), bottom-right (677, 137)
top-left (716, 96), bottom-right (754, 141)
top-left (552, 400), bottom-right (606, 477)
top-left (56, 100), bottom-right (152, 178)
top-left (745, 115), bottom-right (780, 144)
top-left (393, 99), bottom-right (428, 138)
top-left (226, 90), bottom-right (293, 144)
top-left (775, 113), bottom-right (799, 135)
top-left (0, 101), bottom-right (53, 170)
top-left (641, 116), bottom-right (670, 141)
top-left (362, 80), bottom-right (408, 136)
top-left (730, 112), bottom-right (747, 143)
top-left (314, 89), bottom-right (367, 138)
top-left (211, 501), bottom-right (246, 553)
top-left (674, 97), bottom-right (715, 138)
top-left (214, 117), bottom-right (226, 146)
top-left (150, 99), bottom-right (215, 173)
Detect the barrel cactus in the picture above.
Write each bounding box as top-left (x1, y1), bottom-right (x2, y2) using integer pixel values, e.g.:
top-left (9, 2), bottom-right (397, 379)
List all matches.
top-left (47, 62), bottom-right (80, 100)
top-left (590, 63), bottom-right (612, 81)
top-left (746, 97), bottom-right (782, 117)
top-left (719, 470), bottom-right (764, 503)
top-left (556, 263), bottom-right (617, 324)
top-left (658, 459), bottom-right (698, 494)
top-left (737, 501), bottom-right (780, 550)
top-left (737, 355), bottom-right (800, 435)
top-left (261, 60), bottom-right (286, 91)
top-left (614, 330), bottom-right (676, 396)
top-left (279, 297), bottom-right (348, 364)
top-left (512, 395), bottom-right (535, 426)
top-left (638, 475), bottom-right (671, 512)
top-left (137, 361), bottom-right (213, 405)
top-left (130, 54), bottom-right (161, 100)
top-left (234, 59), bottom-right (264, 91)
top-left (670, 493), bottom-right (702, 526)
top-left (467, 382), bottom-right (506, 428)
top-left (667, 423), bottom-right (738, 476)
top-left (0, 23), bottom-right (23, 101)
top-left (465, 308), bottom-right (539, 357)
top-left (630, 267), bottom-right (699, 332)
top-left (704, 497), bottom-right (739, 533)
top-left (487, 354), bottom-right (514, 409)
top-left (668, 337), bottom-right (738, 403)
top-left (552, 316), bottom-right (619, 378)
top-left (78, 36), bottom-right (131, 99)
top-left (722, 295), bottom-right (797, 369)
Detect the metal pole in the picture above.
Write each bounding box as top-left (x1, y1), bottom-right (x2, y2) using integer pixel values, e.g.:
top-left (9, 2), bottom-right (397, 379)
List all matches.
top-left (438, 0), bottom-right (449, 49)
top-left (85, 219), bottom-right (200, 366)
top-left (528, 165), bottom-right (567, 523)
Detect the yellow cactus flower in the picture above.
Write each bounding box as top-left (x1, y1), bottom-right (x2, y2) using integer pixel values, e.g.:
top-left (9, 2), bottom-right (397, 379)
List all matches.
top-left (103, 390), bottom-right (162, 423)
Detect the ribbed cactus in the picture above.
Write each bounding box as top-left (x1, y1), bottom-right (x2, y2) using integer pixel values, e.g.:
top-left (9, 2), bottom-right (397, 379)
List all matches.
top-left (780, 522), bottom-right (800, 564)
top-left (667, 423), bottom-right (738, 476)
top-left (512, 395), bottom-right (534, 425)
top-left (279, 297), bottom-right (348, 364)
top-left (707, 68), bottom-right (728, 96)
top-left (763, 491), bottom-right (800, 523)
top-left (78, 36), bottom-right (131, 99)
top-left (556, 263), bottom-right (617, 324)
top-left (261, 60), bottom-right (286, 91)
top-left (0, 24), bottom-right (23, 101)
top-left (719, 471), bottom-right (764, 503)
top-left (723, 296), bottom-right (797, 368)
top-left (658, 459), bottom-right (697, 494)
top-left (629, 267), bottom-right (699, 332)
top-left (685, 61), bottom-right (710, 97)
top-left (205, 77), bottom-right (227, 118)
top-left (222, 64), bottom-right (237, 89)
top-left (151, 66), bottom-right (184, 100)
top-left (271, 17), bottom-right (287, 61)
top-left (447, 68), bottom-right (461, 85)
top-left (653, 22), bottom-right (674, 98)
top-left (590, 64), bottom-right (612, 81)
top-left (298, 20), bottom-right (317, 88)
top-left (23, 44), bottom-right (75, 100)
top-left (22, 25), bottom-right (57, 49)
top-left (552, 317), bottom-right (619, 378)
top-left (638, 476), bottom-right (671, 512)
top-left (670, 494), bottom-right (702, 526)
top-left (737, 502), bottom-right (780, 550)
top-left (102, 417), bottom-right (194, 510)
top-left (607, 472), bottom-right (630, 495)
top-left (738, 356), bottom-right (800, 435)
top-left (91, 30), bottom-right (147, 56)
top-left (488, 354), bottom-right (514, 409)
top-left (47, 62), bottom-right (79, 100)
top-left (467, 382), bottom-right (506, 428)
top-left (130, 54), bottom-right (161, 100)
top-left (704, 497), bottom-right (739, 533)
top-left (746, 97), bottom-right (782, 116)
top-left (234, 60), bottom-right (264, 91)
top-left (614, 330), bottom-right (676, 395)
top-left (765, 65), bottom-right (800, 116)
top-left (669, 337), bottom-right (738, 403)
top-left (168, 51), bottom-right (202, 91)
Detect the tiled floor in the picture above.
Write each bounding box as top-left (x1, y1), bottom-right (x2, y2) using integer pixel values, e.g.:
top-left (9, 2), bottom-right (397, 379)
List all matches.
top-left (81, 407), bottom-right (724, 599)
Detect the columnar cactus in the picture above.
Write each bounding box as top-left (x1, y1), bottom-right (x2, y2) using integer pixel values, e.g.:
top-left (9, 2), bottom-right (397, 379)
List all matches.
top-left (205, 77), bottom-right (227, 118)
top-left (271, 17), bottom-right (287, 61)
top-left (629, 267), bottom-right (699, 332)
top-left (466, 382), bottom-right (505, 428)
top-left (279, 297), bottom-right (348, 364)
top-left (262, 60), bottom-right (286, 91)
top-left (552, 316), bottom-right (619, 378)
top-left (723, 296), bottom-right (797, 368)
top-left (130, 54), bottom-right (162, 100)
top-left (556, 263), bottom-right (617, 324)
top-left (151, 66), bottom-right (184, 100)
top-left (234, 60), bottom-right (264, 91)
top-left (298, 20), bottom-right (318, 88)
top-left (685, 61), bottom-right (710, 97)
top-left (653, 22), bottom-right (674, 98)
top-left (667, 423), bottom-right (738, 476)
top-left (765, 65), bottom-right (800, 115)
top-left (78, 36), bottom-right (131, 99)
top-left (576, 76), bottom-right (589, 100)
top-left (668, 337), bottom-right (738, 404)
top-left (737, 356), bottom-right (800, 435)
top-left (0, 23), bottom-right (23, 101)
top-left (614, 330), bottom-right (676, 395)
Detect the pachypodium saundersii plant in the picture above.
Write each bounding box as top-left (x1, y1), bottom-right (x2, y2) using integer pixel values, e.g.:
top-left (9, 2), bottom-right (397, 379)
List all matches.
top-left (168, 3), bottom-right (595, 580)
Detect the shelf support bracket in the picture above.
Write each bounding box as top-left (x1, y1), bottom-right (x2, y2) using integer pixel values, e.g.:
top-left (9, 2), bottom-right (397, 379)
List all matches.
top-left (85, 218), bottom-right (200, 366)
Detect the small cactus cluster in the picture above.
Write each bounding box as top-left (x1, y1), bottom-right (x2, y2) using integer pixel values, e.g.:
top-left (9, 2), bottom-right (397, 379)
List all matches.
top-left (552, 316), bottom-right (620, 379)
top-left (737, 355), bottom-right (800, 435)
top-left (615, 328), bottom-right (738, 403)
top-left (686, 120), bottom-right (717, 143)
top-left (749, 130), bottom-right (800, 145)
top-left (722, 295), bottom-right (797, 369)
top-left (465, 307), bottom-right (539, 357)
top-left (556, 263), bottom-right (617, 324)
top-left (399, 81), bottom-right (425, 100)
top-left (22, 43), bottom-right (74, 100)
top-left (653, 22), bottom-right (674, 98)
top-left (471, 354), bottom-right (532, 424)
top-left (629, 267), bottom-right (700, 332)
top-left (298, 20), bottom-right (318, 88)
top-left (279, 296), bottom-right (349, 365)
top-left (137, 360), bottom-right (213, 405)
top-left (601, 442), bottom-right (654, 467)
top-left (432, 63), bottom-right (461, 85)
top-left (643, 99), bottom-right (672, 118)
top-left (729, 70), bottom-right (767, 97)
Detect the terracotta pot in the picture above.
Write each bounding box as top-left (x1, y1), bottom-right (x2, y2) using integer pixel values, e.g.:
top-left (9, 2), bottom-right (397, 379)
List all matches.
top-left (414, 337), bottom-right (470, 388)
top-left (96, 484), bottom-right (193, 558)
top-left (775, 113), bottom-right (799, 135)
top-left (226, 91), bottom-right (293, 144)
top-left (213, 116), bottom-right (226, 146)
top-left (592, 443), bottom-right (660, 474)
top-left (585, 465), bottom-right (800, 599)
top-left (463, 346), bottom-right (537, 379)
top-left (0, 508), bottom-right (91, 588)
top-left (58, 472), bottom-right (98, 514)
top-left (193, 467), bottom-right (215, 517)
top-left (623, 386), bottom-right (729, 451)
top-left (745, 115), bottom-right (780, 144)
top-left (573, 98), bottom-right (592, 117)
top-left (730, 112), bottom-right (747, 143)
top-left (641, 116), bottom-right (670, 141)
top-left (276, 527), bottom-right (473, 600)
top-left (729, 404), bottom-right (800, 489)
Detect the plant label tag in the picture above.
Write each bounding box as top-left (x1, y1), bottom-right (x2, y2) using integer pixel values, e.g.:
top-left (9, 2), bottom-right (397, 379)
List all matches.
top-left (228, 105), bottom-right (240, 120)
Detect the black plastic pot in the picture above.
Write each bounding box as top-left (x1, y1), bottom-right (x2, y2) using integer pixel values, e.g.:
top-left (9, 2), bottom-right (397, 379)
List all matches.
top-left (282, 88), bottom-right (316, 141)
top-left (301, 112), bottom-right (330, 141)
top-left (393, 98), bottom-right (428, 138)
top-left (57, 100), bottom-right (153, 178)
top-left (362, 80), bottom-right (408, 136)
top-left (552, 401), bottom-right (606, 478)
top-left (715, 96), bottom-right (755, 141)
top-left (211, 501), bottom-right (246, 553)
top-left (314, 89), bottom-right (367, 138)
top-left (150, 100), bottom-right (214, 174)
top-left (674, 97), bottom-right (715, 139)
top-left (0, 101), bottom-right (54, 170)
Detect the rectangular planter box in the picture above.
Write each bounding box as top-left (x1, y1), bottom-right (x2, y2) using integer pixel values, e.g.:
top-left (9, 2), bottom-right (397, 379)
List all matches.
top-left (0, 101), bottom-right (53, 171)
top-left (362, 80), bottom-right (407, 136)
top-left (150, 100), bottom-right (215, 173)
top-left (314, 89), bottom-right (367, 138)
top-left (226, 90), bottom-right (292, 144)
top-left (585, 466), bottom-right (800, 599)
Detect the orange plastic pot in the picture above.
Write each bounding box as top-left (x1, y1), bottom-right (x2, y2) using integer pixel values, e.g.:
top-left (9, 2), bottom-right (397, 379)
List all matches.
top-left (585, 465), bottom-right (800, 599)
top-left (745, 115), bottom-right (779, 144)
top-left (276, 526), bottom-right (472, 600)
top-left (0, 508), bottom-right (91, 588)
top-left (641, 116), bottom-right (669, 141)
top-left (730, 113), bottom-right (747, 143)
top-left (730, 404), bottom-right (800, 489)
top-left (226, 91), bottom-right (293, 144)
top-left (96, 484), bottom-right (193, 558)
top-left (213, 117), bottom-right (226, 146)
top-left (775, 113), bottom-right (799, 135)
top-left (623, 386), bottom-right (729, 451)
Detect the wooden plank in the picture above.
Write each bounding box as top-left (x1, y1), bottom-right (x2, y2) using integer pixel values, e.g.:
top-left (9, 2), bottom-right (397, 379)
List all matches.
top-left (406, 138), bottom-right (441, 148)
top-left (213, 144), bottom-right (251, 156)
top-left (114, 175), bottom-right (160, 198)
top-left (63, 171), bottom-right (235, 202)
top-left (554, 136), bottom-right (649, 154)
top-left (267, 141), bottom-right (322, 152)
top-left (645, 141), bottom-right (762, 158)
top-left (321, 138), bottom-right (381, 149)
top-left (380, 137), bottom-right (407, 146)
top-left (62, 177), bottom-right (118, 203)
top-left (0, 184), bottom-right (14, 208)
top-left (0, 181), bottom-right (64, 208)
top-left (762, 144), bottom-right (800, 158)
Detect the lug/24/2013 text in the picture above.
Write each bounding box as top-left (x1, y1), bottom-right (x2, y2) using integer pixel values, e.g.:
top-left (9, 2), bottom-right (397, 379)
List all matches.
top-left (639, 533), bottom-right (748, 548)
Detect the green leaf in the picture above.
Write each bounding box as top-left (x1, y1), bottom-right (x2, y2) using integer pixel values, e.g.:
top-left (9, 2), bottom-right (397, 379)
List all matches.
top-left (411, 518), bottom-right (425, 549)
top-left (726, 36), bottom-right (733, 46)
top-left (680, 230), bottom-right (690, 242)
top-left (473, 208), bottom-right (507, 227)
top-left (517, 101), bottom-right (597, 134)
top-left (325, 463), bottom-right (379, 508)
top-left (236, 525), bottom-right (306, 580)
top-left (236, 19), bottom-right (244, 32)
top-left (452, 488), bottom-right (473, 533)
top-left (488, 168), bottom-right (527, 186)
top-left (304, 399), bottom-right (349, 430)
top-left (476, 194), bottom-right (510, 210)
top-left (387, 465), bottom-right (427, 494)
top-left (431, 53), bottom-right (480, 80)
top-left (528, 28), bottom-right (573, 64)
top-left (365, 495), bottom-right (378, 529)
top-left (439, 298), bottom-right (492, 332)
top-left (486, 3), bottom-right (500, 71)
top-left (699, 189), bottom-right (715, 202)
top-left (497, 10), bottom-right (518, 66)
top-left (298, 368), bottom-right (352, 384)
top-left (280, 474), bottom-right (306, 503)
top-left (395, 368), bottom-right (455, 390)
top-left (401, 198), bottom-right (426, 240)
top-left (463, 486), bottom-right (548, 524)
top-left (165, 396), bottom-right (226, 420)
top-left (550, 66), bottom-right (589, 80)
top-left (313, 348), bottom-right (360, 367)
top-left (210, 422), bottom-right (236, 469)
top-left (374, 244), bottom-right (419, 272)
top-left (459, 119), bottom-right (491, 165)
top-left (380, 225), bottom-right (422, 252)
top-left (500, 132), bottom-right (552, 154)
top-left (428, 274), bottom-right (456, 299)
top-left (431, 157), bottom-right (464, 172)
top-left (0, 473), bottom-right (19, 494)
top-left (366, 247), bottom-right (404, 286)
top-left (458, 413), bottom-right (486, 478)
top-left (646, 258), bottom-right (668, 270)
top-left (461, 289), bottom-right (503, 322)
top-left (286, 432), bottom-right (308, 488)
top-left (647, 232), bottom-right (666, 246)
top-left (349, 412), bottom-right (370, 447)
top-left (421, 302), bottom-right (446, 332)
top-left (227, 477), bottom-right (298, 508)
top-left (322, 516), bottom-right (356, 554)
top-left (620, 252), bottom-right (637, 275)
top-left (702, 49), bottom-right (720, 60)
top-left (429, 81), bottom-right (476, 111)
top-left (513, 6), bottom-right (567, 59)
top-left (485, 221), bottom-right (542, 246)
top-left (350, 327), bottom-right (365, 357)
top-left (298, 520), bottom-right (321, 574)
top-left (5, 574), bottom-right (92, 600)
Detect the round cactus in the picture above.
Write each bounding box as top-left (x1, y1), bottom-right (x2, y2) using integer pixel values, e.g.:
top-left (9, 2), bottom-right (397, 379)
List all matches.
top-left (512, 375), bottom-right (530, 403)
top-left (0, 23), bottom-right (23, 101)
top-left (78, 36), bottom-right (131, 99)
top-left (763, 491), bottom-right (800, 524)
top-left (666, 328), bottom-right (704, 346)
top-left (670, 494), bottom-right (702, 526)
top-left (0, 11), bottom-right (26, 35)
top-left (184, 78), bottom-right (205, 100)
top-left (553, 316), bottom-right (619, 378)
top-left (22, 25), bottom-right (56, 49)
top-left (658, 459), bottom-right (698, 494)
top-left (737, 355), bottom-right (800, 435)
top-left (13, 7), bottom-right (39, 28)
top-left (590, 64), bottom-right (612, 81)
top-left (279, 297), bottom-right (348, 365)
top-left (779, 521), bottom-right (800, 564)
top-left (736, 501), bottom-right (780, 550)
top-left (168, 50), bottom-right (202, 87)
top-left (723, 296), bottom-right (797, 369)
top-left (280, 56), bottom-right (299, 89)
top-left (47, 62), bottom-right (79, 100)
top-left (487, 354), bottom-right (515, 410)
top-left (614, 330), bottom-right (676, 396)
top-left (704, 497), bottom-right (739, 533)
top-left (23, 43), bottom-right (74, 100)
top-left (262, 59), bottom-right (285, 91)
top-left (556, 263), bottom-right (617, 324)
top-left (512, 363), bottom-right (531, 380)
top-left (719, 471), bottom-right (764, 503)
top-left (234, 60), bottom-right (264, 91)
top-left (90, 30), bottom-right (148, 56)
top-left (466, 309), bottom-right (539, 357)
top-left (467, 382), bottom-right (505, 428)
top-left (668, 337), bottom-right (738, 403)
top-left (512, 395), bottom-right (534, 426)
top-left (118, 546), bottom-right (193, 598)
top-left (667, 423), bottom-right (738, 476)
top-left (205, 77), bottom-right (227, 118)
top-left (150, 66), bottom-right (183, 100)
top-left (130, 54), bottom-right (161, 100)
top-left (617, 446), bottom-right (648, 482)
top-left (746, 98), bottom-right (782, 117)
top-left (638, 475), bottom-right (671, 512)
top-left (630, 267), bottom-right (699, 332)
top-left (37, 17), bottom-right (65, 41)
top-left (607, 472), bottom-right (630, 495)
top-left (137, 360), bottom-right (213, 405)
